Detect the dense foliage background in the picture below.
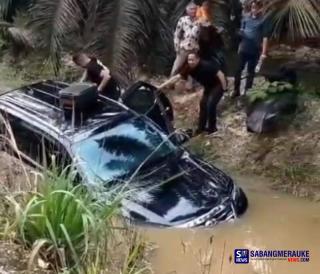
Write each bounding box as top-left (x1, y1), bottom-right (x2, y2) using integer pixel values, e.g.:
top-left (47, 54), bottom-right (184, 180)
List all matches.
top-left (0, 0), bottom-right (319, 82)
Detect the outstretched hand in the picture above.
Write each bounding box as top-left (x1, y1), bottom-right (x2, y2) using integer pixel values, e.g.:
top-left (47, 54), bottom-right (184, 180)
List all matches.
top-left (260, 54), bottom-right (267, 61)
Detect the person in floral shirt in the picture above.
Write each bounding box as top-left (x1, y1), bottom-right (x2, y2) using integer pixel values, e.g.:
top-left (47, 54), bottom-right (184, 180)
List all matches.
top-left (171, 2), bottom-right (201, 89)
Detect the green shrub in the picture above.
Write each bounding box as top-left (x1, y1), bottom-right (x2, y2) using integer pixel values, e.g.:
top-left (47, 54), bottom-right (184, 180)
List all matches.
top-left (1, 167), bottom-right (151, 273)
top-left (248, 81), bottom-right (298, 104)
top-left (12, 170), bottom-right (121, 272)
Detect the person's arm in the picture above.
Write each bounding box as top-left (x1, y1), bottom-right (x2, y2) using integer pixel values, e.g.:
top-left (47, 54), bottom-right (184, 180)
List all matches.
top-left (216, 70), bottom-right (227, 91)
top-left (97, 68), bottom-right (111, 92)
top-left (237, 17), bottom-right (246, 53)
top-left (80, 70), bottom-right (87, 82)
top-left (261, 37), bottom-right (268, 59)
top-left (240, 17), bottom-right (246, 32)
top-left (157, 74), bottom-right (182, 90)
top-left (174, 18), bottom-right (183, 52)
top-left (260, 17), bottom-right (270, 59)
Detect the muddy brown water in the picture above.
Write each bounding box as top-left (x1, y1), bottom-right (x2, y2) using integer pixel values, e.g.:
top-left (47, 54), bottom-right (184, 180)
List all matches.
top-left (142, 173), bottom-right (320, 274)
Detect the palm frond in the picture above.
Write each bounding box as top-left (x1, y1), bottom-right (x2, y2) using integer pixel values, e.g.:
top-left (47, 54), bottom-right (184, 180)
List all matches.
top-left (90, 0), bottom-right (159, 84)
top-left (264, 0), bottom-right (320, 42)
top-left (169, 0), bottom-right (190, 29)
top-left (0, 0), bottom-right (12, 19)
top-left (78, 0), bottom-right (101, 53)
top-left (0, 0), bottom-right (32, 21)
top-left (0, 12), bottom-right (35, 50)
top-left (138, 0), bottom-right (174, 74)
top-left (0, 20), bottom-right (13, 27)
top-left (7, 26), bottom-right (35, 48)
top-left (28, 0), bottom-right (83, 73)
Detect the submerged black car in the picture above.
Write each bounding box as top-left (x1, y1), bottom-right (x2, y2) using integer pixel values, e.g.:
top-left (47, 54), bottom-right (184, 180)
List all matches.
top-left (0, 80), bottom-right (247, 227)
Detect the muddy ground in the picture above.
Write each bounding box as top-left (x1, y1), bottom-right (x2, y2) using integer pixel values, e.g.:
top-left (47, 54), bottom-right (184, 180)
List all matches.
top-left (0, 241), bottom-right (51, 274)
top-left (154, 76), bottom-right (320, 201)
top-left (0, 152), bottom-right (47, 273)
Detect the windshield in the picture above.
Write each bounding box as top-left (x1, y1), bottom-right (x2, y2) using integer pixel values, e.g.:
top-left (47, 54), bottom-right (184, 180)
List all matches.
top-left (72, 116), bottom-right (178, 183)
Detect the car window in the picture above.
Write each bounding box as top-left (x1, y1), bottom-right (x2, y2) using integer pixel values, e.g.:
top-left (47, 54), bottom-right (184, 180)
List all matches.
top-left (72, 116), bottom-right (178, 184)
top-left (1, 111), bottom-right (71, 169)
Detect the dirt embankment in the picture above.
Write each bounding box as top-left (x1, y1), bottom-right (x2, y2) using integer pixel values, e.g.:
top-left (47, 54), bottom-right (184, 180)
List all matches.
top-left (154, 76), bottom-right (320, 201)
top-left (0, 153), bottom-right (49, 273)
top-left (0, 65), bottom-right (54, 273)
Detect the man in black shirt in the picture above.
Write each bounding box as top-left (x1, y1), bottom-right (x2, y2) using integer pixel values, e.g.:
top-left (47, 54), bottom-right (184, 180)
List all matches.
top-left (72, 53), bottom-right (121, 101)
top-left (157, 52), bottom-right (227, 134)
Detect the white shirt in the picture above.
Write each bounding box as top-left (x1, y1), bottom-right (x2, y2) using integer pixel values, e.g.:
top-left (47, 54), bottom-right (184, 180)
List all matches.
top-left (174, 16), bottom-right (200, 52)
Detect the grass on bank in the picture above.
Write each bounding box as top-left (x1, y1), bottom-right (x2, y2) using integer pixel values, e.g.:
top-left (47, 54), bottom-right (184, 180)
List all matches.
top-left (0, 166), bottom-right (150, 274)
top-left (0, 52), bottom-right (80, 92)
top-left (0, 116), bottom-right (150, 274)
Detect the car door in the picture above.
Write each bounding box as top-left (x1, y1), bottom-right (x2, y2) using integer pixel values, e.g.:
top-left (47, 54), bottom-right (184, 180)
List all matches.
top-left (121, 81), bottom-right (174, 135)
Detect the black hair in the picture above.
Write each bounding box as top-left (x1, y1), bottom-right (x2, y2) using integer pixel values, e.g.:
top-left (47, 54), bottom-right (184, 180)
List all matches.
top-left (72, 53), bottom-right (86, 63)
top-left (250, 0), bottom-right (263, 8)
top-left (188, 51), bottom-right (200, 58)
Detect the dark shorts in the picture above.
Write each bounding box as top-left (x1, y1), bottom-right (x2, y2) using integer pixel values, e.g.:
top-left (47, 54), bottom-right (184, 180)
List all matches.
top-left (101, 78), bottom-right (121, 101)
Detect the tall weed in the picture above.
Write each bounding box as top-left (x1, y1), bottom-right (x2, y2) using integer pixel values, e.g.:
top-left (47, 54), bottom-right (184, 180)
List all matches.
top-left (9, 170), bottom-right (121, 272)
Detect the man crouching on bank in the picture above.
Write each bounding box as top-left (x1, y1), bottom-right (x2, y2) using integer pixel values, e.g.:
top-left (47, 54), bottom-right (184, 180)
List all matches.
top-left (158, 52), bottom-right (227, 135)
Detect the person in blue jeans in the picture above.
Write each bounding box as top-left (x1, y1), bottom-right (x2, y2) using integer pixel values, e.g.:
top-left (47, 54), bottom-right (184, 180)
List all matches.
top-left (232, 0), bottom-right (269, 98)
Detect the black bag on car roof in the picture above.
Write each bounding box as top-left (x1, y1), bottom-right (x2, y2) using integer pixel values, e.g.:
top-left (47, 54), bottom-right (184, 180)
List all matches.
top-left (59, 83), bottom-right (98, 112)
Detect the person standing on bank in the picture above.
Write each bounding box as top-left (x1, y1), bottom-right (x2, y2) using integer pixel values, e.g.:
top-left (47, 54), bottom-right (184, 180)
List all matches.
top-left (72, 53), bottom-right (121, 101)
top-left (171, 2), bottom-right (201, 90)
top-left (158, 52), bottom-right (227, 135)
top-left (198, 23), bottom-right (226, 74)
top-left (232, 0), bottom-right (269, 98)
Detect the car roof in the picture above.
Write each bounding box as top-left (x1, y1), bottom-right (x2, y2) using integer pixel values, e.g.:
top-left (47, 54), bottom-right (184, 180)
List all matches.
top-left (0, 80), bottom-right (131, 140)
